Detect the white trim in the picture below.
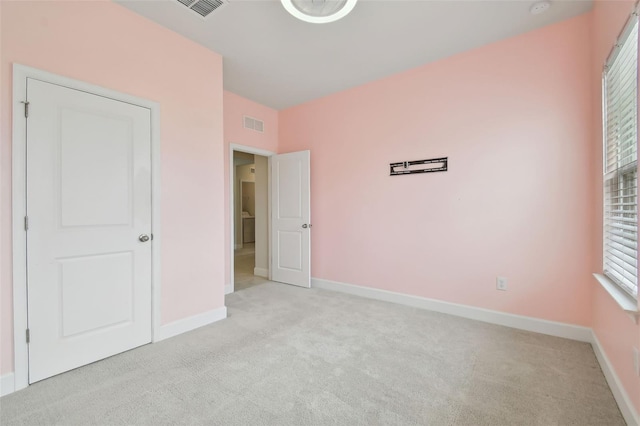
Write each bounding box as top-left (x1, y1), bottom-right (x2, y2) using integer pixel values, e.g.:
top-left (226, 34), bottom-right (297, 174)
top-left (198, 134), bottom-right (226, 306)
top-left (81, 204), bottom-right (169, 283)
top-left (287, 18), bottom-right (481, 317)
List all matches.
top-left (149, 97), bottom-right (162, 345)
top-left (591, 332), bottom-right (640, 426)
top-left (311, 278), bottom-right (592, 342)
top-left (254, 267), bottom-right (269, 278)
top-left (11, 64), bottom-right (162, 391)
top-left (155, 306), bottom-right (227, 341)
top-left (12, 65), bottom-right (29, 392)
top-left (1, 373), bottom-right (15, 397)
top-left (267, 156), bottom-right (273, 283)
top-left (228, 143), bottom-right (275, 295)
top-left (593, 274), bottom-right (639, 324)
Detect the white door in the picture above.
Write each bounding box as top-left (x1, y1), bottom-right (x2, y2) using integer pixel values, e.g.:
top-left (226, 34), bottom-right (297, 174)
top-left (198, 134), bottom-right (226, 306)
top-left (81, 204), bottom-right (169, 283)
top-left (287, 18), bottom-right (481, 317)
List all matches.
top-left (26, 78), bottom-right (152, 383)
top-left (270, 151), bottom-right (311, 288)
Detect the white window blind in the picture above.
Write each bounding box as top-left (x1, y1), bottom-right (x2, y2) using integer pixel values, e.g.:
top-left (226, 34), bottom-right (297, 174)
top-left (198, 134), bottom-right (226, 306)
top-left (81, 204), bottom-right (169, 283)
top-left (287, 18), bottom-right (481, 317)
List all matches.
top-left (603, 17), bottom-right (639, 298)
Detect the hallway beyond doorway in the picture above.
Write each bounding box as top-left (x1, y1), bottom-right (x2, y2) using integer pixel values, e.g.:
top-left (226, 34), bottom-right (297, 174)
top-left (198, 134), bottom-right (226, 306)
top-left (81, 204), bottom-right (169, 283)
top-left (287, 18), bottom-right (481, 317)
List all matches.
top-left (234, 243), bottom-right (268, 291)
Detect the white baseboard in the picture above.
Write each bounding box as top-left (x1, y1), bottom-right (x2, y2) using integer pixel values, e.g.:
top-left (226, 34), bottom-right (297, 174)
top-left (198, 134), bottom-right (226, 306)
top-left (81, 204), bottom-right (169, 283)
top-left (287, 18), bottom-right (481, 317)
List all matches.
top-left (311, 278), bottom-right (592, 342)
top-left (254, 267), bottom-right (268, 278)
top-left (591, 332), bottom-right (640, 426)
top-left (155, 306), bottom-right (227, 342)
top-left (225, 283), bottom-right (234, 294)
top-left (311, 278), bottom-right (640, 422)
top-left (1, 373), bottom-right (15, 397)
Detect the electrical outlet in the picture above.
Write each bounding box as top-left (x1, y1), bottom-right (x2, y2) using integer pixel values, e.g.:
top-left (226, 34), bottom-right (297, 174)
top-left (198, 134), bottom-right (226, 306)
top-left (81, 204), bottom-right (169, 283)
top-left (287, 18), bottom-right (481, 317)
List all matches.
top-left (634, 347), bottom-right (640, 377)
top-left (496, 276), bottom-right (508, 291)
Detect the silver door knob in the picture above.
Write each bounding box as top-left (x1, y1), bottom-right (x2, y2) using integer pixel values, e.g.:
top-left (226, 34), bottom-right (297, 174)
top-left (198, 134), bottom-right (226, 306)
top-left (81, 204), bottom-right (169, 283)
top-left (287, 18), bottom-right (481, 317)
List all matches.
top-left (302, 224), bottom-right (308, 228)
top-left (139, 234), bottom-right (150, 242)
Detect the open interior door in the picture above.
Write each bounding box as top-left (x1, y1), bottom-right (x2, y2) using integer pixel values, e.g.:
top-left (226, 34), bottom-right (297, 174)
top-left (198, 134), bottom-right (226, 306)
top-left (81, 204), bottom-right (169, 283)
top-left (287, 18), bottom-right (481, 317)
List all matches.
top-left (270, 150), bottom-right (311, 288)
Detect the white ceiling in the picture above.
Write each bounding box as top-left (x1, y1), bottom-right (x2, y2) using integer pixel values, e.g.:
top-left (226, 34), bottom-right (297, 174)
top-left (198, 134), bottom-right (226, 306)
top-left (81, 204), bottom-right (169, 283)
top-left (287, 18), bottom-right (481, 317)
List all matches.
top-left (118, 0), bottom-right (593, 110)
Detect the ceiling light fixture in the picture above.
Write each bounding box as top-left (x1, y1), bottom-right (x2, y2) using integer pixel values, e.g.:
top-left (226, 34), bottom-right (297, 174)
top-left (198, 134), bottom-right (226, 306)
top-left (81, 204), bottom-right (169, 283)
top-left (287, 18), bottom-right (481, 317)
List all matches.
top-left (529, 1), bottom-right (551, 15)
top-left (281, 0), bottom-right (358, 24)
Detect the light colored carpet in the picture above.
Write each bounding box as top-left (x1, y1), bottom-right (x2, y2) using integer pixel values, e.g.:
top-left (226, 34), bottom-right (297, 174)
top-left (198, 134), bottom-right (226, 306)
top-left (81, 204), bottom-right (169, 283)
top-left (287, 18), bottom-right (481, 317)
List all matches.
top-left (0, 281), bottom-right (624, 425)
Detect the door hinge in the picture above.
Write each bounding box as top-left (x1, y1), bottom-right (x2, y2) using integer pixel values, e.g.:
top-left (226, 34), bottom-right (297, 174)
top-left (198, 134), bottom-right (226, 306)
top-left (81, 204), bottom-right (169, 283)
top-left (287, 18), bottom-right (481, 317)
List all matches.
top-left (21, 101), bottom-right (29, 118)
top-left (26, 329), bottom-right (30, 344)
top-left (24, 216), bottom-right (29, 231)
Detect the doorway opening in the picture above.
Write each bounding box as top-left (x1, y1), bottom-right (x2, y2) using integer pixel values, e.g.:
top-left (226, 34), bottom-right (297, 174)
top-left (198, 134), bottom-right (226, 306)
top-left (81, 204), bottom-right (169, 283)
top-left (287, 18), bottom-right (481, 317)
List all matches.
top-left (228, 144), bottom-right (311, 294)
top-left (225, 143), bottom-right (275, 294)
top-left (233, 150), bottom-right (269, 292)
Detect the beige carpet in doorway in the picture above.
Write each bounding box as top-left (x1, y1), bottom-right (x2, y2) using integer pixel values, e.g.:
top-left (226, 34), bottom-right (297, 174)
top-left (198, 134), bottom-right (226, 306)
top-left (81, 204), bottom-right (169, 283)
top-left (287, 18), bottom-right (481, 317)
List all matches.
top-left (234, 243), bottom-right (268, 291)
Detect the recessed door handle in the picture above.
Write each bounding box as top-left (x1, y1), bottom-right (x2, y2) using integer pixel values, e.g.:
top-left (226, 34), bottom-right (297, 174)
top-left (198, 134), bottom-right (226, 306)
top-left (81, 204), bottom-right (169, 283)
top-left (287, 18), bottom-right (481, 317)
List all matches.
top-left (139, 234), bottom-right (150, 242)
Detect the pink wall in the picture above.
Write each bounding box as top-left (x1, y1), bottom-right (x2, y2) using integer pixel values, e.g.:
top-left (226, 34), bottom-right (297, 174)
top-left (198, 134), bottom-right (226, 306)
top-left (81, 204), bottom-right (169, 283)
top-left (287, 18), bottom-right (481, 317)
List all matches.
top-left (590, 0), bottom-right (640, 416)
top-left (0, 1), bottom-right (226, 375)
top-left (1, 0), bottom-right (637, 413)
top-left (223, 91), bottom-right (278, 287)
top-left (280, 14), bottom-right (593, 326)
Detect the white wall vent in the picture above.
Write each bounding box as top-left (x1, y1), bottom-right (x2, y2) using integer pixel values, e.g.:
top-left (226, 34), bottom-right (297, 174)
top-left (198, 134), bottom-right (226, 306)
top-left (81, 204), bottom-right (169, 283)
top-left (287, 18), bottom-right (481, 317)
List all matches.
top-left (243, 116), bottom-right (264, 133)
top-left (177, 0), bottom-right (227, 18)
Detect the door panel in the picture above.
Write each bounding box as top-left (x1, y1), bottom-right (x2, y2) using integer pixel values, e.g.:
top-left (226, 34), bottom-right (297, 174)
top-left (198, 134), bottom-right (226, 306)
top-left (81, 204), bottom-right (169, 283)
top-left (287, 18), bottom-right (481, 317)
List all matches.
top-left (26, 78), bottom-right (152, 383)
top-left (278, 231), bottom-right (302, 270)
top-left (59, 108), bottom-right (133, 227)
top-left (59, 252), bottom-right (134, 338)
top-left (277, 161), bottom-right (302, 218)
top-left (271, 151), bottom-right (310, 288)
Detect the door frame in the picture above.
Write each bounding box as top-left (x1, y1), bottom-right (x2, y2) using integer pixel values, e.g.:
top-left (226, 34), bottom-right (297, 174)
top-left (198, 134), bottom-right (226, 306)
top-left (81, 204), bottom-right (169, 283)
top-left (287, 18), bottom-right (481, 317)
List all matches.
top-left (11, 64), bottom-right (162, 391)
top-left (228, 143), bottom-right (275, 294)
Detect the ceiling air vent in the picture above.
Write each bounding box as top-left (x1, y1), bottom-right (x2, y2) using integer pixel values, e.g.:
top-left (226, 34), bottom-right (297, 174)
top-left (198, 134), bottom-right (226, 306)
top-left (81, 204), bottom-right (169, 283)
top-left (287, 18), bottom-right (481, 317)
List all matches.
top-left (177, 0), bottom-right (227, 18)
top-left (243, 116), bottom-right (264, 133)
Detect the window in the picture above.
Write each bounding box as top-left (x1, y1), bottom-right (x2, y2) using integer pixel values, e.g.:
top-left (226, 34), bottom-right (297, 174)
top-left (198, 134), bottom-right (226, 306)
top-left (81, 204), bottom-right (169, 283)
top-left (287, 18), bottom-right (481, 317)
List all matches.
top-left (603, 16), bottom-right (639, 299)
